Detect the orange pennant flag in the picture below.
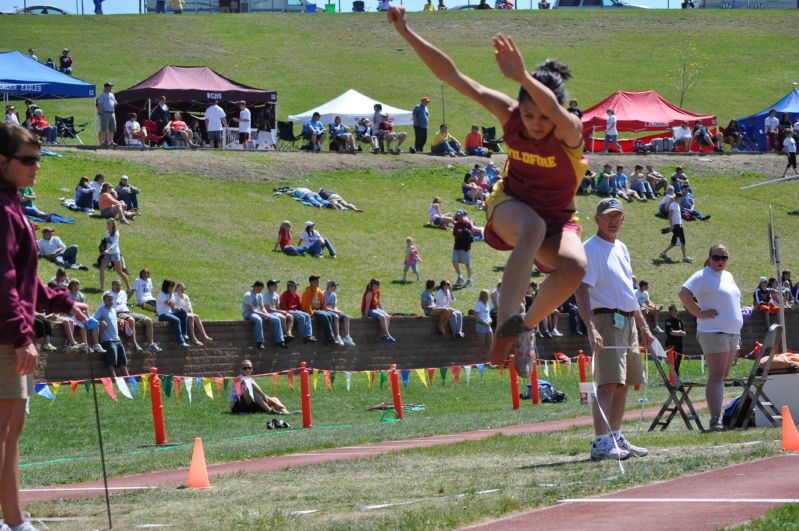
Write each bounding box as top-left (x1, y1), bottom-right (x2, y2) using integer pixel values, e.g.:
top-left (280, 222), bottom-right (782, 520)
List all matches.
top-left (324, 370), bottom-right (332, 392)
top-left (100, 378), bottom-right (118, 401)
top-left (287, 371), bottom-right (294, 392)
top-left (215, 378), bottom-right (224, 397)
top-left (370, 370), bottom-right (377, 387)
top-left (69, 380), bottom-right (80, 396)
top-left (273, 373), bottom-right (279, 395)
top-left (451, 366), bottom-right (461, 385)
top-left (174, 376), bottom-right (182, 402)
top-left (427, 368), bottom-right (435, 386)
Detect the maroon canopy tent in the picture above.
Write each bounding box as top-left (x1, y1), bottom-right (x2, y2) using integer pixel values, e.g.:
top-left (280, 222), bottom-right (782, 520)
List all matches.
top-left (581, 90), bottom-right (717, 153)
top-left (113, 65), bottom-right (277, 142)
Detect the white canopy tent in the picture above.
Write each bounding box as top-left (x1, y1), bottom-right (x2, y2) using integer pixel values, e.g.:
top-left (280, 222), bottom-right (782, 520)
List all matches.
top-left (287, 89), bottom-right (413, 126)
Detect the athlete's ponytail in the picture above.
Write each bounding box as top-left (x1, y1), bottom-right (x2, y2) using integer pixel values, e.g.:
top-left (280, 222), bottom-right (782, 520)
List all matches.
top-left (518, 59), bottom-right (572, 105)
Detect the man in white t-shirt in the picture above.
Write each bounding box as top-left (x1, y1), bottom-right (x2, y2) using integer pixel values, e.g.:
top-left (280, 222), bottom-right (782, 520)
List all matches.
top-left (782, 126), bottom-right (797, 177)
top-left (575, 198), bottom-right (654, 461)
top-left (659, 191), bottom-right (693, 263)
top-left (37, 226), bottom-right (87, 270)
top-left (674, 121), bottom-right (693, 151)
top-left (602, 108), bottom-right (622, 154)
top-left (204, 102), bottom-right (228, 149)
top-left (764, 108), bottom-right (780, 152)
top-left (234, 100), bottom-right (251, 151)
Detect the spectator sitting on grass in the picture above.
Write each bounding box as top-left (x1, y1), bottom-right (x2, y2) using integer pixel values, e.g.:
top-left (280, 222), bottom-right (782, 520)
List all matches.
top-left (462, 172), bottom-right (485, 204)
top-left (303, 112), bottom-right (326, 152)
top-left (692, 120), bottom-right (723, 153)
top-left (173, 282), bottom-right (213, 346)
top-left (37, 226), bottom-right (88, 270)
top-left (436, 279), bottom-right (465, 338)
top-left (635, 280), bottom-right (664, 333)
top-left (657, 186), bottom-right (676, 218)
top-left (671, 166), bottom-right (689, 194)
top-left (99, 182), bottom-right (130, 224)
top-left (318, 188), bottom-right (363, 211)
top-left (74, 176), bottom-right (94, 211)
top-left (114, 175), bottom-right (140, 211)
top-left (90, 173), bottom-right (105, 209)
top-left (94, 291), bottom-right (130, 378)
top-left (110, 279), bottom-right (162, 353)
top-left (19, 185), bottom-right (52, 220)
top-left (279, 280), bottom-right (316, 343)
top-left (329, 116), bottom-right (357, 154)
top-left (324, 280), bottom-right (356, 346)
top-left (429, 196), bottom-right (454, 228)
top-left (596, 163), bottom-right (618, 197)
top-left (630, 164), bottom-right (655, 200)
top-left (59, 48), bottom-right (73, 74)
top-left (645, 165), bottom-right (667, 196)
top-left (156, 278), bottom-right (189, 348)
top-left (615, 165), bottom-right (644, 202)
top-left (299, 220), bottom-right (337, 258)
top-left (49, 267), bottom-right (70, 289)
top-left (420, 279), bottom-right (454, 335)
top-left (680, 185), bottom-right (711, 221)
top-left (464, 125), bottom-right (491, 157)
top-left (230, 360), bottom-right (290, 414)
top-left (274, 220), bottom-right (306, 256)
top-left (578, 168), bottom-right (597, 195)
top-left (362, 278), bottom-right (396, 342)
top-left (431, 124), bottom-right (465, 157)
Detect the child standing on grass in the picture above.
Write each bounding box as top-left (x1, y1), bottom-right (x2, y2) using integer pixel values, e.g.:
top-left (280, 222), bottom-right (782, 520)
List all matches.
top-left (782, 126), bottom-right (797, 177)
top-left (402, 236), bottom-right (422, 283)
top-left (474, 289), bottom-right (493, 359)
top-left (389, 6), bottom-right (587, 378)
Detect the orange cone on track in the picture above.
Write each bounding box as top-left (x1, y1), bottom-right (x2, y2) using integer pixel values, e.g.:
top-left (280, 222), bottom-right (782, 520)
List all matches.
top-left (186, 437), bottom-right (211, 488)
top-left (782, 406), bottom-right (799, 452)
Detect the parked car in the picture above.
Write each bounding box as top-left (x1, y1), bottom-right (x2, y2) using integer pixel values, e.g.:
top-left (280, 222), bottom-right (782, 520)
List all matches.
top-left (553, 0), bottom-right (645, 7)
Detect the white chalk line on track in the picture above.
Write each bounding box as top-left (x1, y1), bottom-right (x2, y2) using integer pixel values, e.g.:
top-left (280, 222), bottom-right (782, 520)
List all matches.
top-left (558, 498), bottom-right (799, 504)
top-left (22, 486), bottom-right (156, 492)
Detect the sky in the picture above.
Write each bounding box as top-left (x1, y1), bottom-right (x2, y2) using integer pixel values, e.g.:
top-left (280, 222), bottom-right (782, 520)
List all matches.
top-left (1, 0), bottom-right (676, 15)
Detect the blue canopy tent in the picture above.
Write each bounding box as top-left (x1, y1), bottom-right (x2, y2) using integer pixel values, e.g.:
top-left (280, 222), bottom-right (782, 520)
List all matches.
top-left (736, 89), bottom-right (799, 151)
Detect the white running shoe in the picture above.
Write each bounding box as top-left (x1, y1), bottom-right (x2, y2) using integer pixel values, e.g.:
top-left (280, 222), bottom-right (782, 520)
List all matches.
top-left (590, 439), bottom-right (630, 461)
top-left (343, 336), bottom-right (356, 347)
top-left (511, 330), bottom-right (536, 378)
top-left (147, 343), bottom-right (162, 352)
top-left (615, 434), bottom-right (648, 457)
top-left (91, 343), bottom-right (106, 353)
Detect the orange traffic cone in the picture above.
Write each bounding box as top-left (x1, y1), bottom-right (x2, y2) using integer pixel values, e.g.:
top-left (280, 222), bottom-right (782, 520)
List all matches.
top-left (781, 406), bottom-right (799, 452)
top-left (186, 437), bottom-right (211, 488)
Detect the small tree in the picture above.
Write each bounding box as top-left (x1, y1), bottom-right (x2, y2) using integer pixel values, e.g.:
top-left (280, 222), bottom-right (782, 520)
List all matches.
top-left (673, 44), bottom-right (708, 108)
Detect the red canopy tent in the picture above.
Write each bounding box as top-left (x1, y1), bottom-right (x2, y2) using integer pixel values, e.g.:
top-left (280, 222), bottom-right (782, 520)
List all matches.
top-left (114, 65), bottom-right (277, 143)
top-left (581, 90), bottom-right (717, 153)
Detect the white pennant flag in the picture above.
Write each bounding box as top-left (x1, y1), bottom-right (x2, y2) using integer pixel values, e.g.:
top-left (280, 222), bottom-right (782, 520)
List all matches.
top-left (700, 355), bottom-right (705, 374)
top-left (543, 360), bottom-right (549, 377)
top-left (184, 377), bottom-right (194, 404)
top-left (115, 377), bottom-right (133, 399)
top-left (244, 376), bottom-right (255, 399)
top-left (464, 365), bottom-right (472, 385)
top-left (345, 371), bottom-right (352, 391)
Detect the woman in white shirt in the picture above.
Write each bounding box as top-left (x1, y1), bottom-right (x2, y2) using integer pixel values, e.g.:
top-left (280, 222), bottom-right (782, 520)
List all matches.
top-left (133, 269), bottom-right (157, 312)
top-left (603, 108), bottom-right (622, 153)
top-left (173, 282), bottom-right (213, 346)
top-left (156, 279), bottom-right (189, 347)
top-left (474, 289), bottom-right (493, 357)
top-left (99, 219), bottom-right (130, 293)
top-left (428, 196), bottom-right (454, 228)
top-left (420, 279), bottom-right (454, 335)
top-left (678, 243), bottom-right (742, 431)
top-left (435, 280), bottom-right (464, 338)
top-left (298, 221), bottom-right (336, 258)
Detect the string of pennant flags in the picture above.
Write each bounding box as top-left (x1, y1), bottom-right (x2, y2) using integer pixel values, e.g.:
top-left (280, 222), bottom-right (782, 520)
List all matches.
top-left (32, 349), bottom-right (706, 404)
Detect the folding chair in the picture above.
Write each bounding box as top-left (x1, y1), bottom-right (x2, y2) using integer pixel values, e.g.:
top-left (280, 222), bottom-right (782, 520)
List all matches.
top-left (277, 121), bottom-right (303, 151)
top-left (482, 126), bottom-right (504, 153)
top-left (648, 349), bottom-right (706, 432)
top-left (725, 324), bottom-right (783, 429)
top-left (141, 120), bottom-right (165, 147)
top-left (55, 116), bottom-right (87, 145)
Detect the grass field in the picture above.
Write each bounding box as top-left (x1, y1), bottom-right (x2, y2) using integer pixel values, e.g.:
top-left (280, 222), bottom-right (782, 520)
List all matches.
top-left (2, 10), bottom-right (796, 138)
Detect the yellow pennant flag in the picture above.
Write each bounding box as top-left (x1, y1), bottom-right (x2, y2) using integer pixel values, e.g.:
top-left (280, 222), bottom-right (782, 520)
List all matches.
top-left (141, 374), bottom-right (150, 400)
top-left (51, 383), bottom-right (61, 396)
top-left (365, 370), bottom-right (372, 389)
top-left (415, 368), bottom-right (428, 388)
top-left (203, 378), bottom-right (214, 399)
top-left (312, 368), bottom-right (319, 391)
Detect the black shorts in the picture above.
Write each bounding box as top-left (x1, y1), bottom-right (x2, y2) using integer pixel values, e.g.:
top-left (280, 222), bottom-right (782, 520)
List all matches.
top-left (101, 340), bottom-right (127, 367)
top-left (671, 225), bottom-right (686, 246)
top-left (231, 399), bottom-right (269, 414)
top-left (239, 132), bottom-right (250, 144)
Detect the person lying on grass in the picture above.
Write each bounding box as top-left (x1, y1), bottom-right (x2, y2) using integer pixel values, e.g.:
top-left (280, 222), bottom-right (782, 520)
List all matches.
top-left (388, 6), bottom-right (587, 378)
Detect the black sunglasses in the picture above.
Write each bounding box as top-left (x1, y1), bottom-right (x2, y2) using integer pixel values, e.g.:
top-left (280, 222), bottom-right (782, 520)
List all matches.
top-left (711, 254), bottom-right (729, 262)
top-left (12, 154), bottom-right (41, 166)
top-left (241, 366), bottom-right (253, 370)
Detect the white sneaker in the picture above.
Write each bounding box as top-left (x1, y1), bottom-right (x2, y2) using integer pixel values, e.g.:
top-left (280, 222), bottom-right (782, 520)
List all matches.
top-left (683, 256), bottom-right (694, 263)
top-left (335, 335), bottom-right (345, 346)
top-left (147, 343), bottom-right (162, 352)
top-left (343, 336), bottom-right (356, 347)
top-left (43, 343), bottom-right (57, 351)
top-left (590, 438), bottom-right (630, 461)
top-left (615, 434), bottom-right (648, 457)
top-left (9, 521), bottom-right (39, 531)
top-left (549, 329), bottom-right (563, 337)
top-left (91, 343), bottom-right (106, 353)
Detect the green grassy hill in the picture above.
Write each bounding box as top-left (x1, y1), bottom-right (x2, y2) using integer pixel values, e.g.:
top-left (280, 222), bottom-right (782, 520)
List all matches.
top-left (3, 10), bottom-right (795, 136)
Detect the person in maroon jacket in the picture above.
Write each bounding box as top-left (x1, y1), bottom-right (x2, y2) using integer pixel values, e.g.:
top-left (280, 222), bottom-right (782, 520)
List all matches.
top-left (0, 122), bottom-right (89, 531)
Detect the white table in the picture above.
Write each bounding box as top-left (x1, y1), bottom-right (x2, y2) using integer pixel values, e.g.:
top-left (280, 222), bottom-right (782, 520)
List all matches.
top-left (224, 128), bottom-right (276, 150)
top-left (755, 372), bottom-right (799, 427)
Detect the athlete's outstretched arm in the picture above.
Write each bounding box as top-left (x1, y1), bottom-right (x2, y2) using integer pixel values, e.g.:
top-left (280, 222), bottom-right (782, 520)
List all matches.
top-left (492, 34), bottom-right (582, 147)
top-left (388, 6), bottom-right (516, 124)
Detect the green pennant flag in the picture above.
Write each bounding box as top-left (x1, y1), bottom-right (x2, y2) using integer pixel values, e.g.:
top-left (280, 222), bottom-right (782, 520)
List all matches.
top-left (223, 378), bottom-right (230, 393)
top-left (82, 381), bottom-right (90, 396)
top-left (379, 370), bottom-right (388, 389)
top-left (330, 371), bottom-right (336, 385)
top-left (162, 375), bottom-right (174, 398)
top-left (440, 367), bottom-right (448, 385)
